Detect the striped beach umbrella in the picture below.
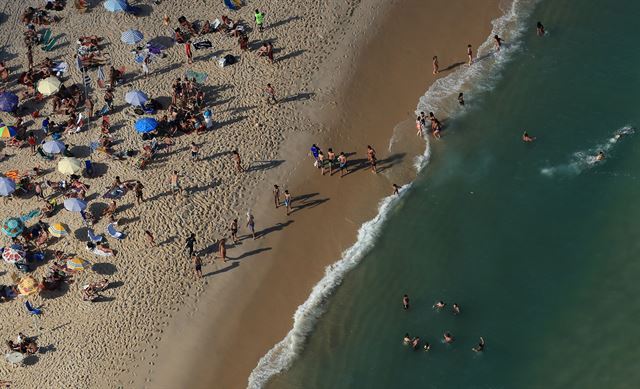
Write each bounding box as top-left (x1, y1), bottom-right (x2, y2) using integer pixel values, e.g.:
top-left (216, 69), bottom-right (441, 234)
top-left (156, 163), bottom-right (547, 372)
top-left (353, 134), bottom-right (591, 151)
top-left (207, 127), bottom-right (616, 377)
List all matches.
top-left (17, 276), bottom-right (39, 296)
top-left (104, 0), bottom-right (130, 12)
top-left (66, 257), bottom-right (90, 271)
top-left (1, 217), bottom-right (24, 237)
top-left (42, 140), bottom-right (66, 154)
top-left (0, 125), bottom-right (17, 138)
top-left (125, 90), bottom-right (148, 106)
top-left (121, 29), bottom-right (144, 45)
top-left (48, 223), bottom-right (68, 238)
top-left (37, 76), bottom-right (62, 96)
top-left (58, 157), bottom-right (82, 175)
top-left (64, 198), bottom-right (87, 212)
top-left (0, 92), bottom-right (18, 112)
top-left (2, 245), bottom-right (25, 264)
top-left (0, 177), bottom-right (16, 196)
top-left (135, 117), bottom-right (158, 133)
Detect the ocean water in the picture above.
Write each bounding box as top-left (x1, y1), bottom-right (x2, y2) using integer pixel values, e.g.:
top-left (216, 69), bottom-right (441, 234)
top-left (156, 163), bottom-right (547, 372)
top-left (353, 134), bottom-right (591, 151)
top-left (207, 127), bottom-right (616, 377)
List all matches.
top-left (257, 0), bottom-right (640, 388)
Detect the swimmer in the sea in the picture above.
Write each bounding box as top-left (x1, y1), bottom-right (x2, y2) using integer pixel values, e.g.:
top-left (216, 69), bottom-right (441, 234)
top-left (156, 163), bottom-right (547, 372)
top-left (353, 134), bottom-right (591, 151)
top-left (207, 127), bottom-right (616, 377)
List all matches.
top-left (402, 294), bottom-right (410, 310)
top-left (522, 131), bottom-right (536, 142)
top-left (411, 337), bottom-right (421, 350)
top-left (434, 301), bottom-right (446, 310)
top-left (472, 337), bottom-right (485, 352)
top-left (443, 332), bottom-right (454, 344)
top-left (423, 342), bottom-right (431, 351)
top-left (595, 151), bottom-right (605, 161)
top-left (452, 303), bottom-right (461, 315)
top-left (403, 333), bottom-right (411, 344)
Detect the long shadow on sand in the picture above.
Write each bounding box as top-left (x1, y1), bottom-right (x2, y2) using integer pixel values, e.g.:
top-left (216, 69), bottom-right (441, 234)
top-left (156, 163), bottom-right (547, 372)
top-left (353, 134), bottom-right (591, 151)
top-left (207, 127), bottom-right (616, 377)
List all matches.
top-left (291, 192), bottom-right (329, 214)
top-left (204, 261), bottom-right (239, 277)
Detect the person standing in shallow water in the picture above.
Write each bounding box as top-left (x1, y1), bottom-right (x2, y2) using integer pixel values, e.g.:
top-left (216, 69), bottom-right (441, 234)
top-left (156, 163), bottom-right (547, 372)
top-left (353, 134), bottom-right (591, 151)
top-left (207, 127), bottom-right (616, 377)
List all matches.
top-left (537, 21), bottom-right (545, 36)
top-left (458, 92), bottom-right (465, 106)
top-left (467, 44), bottom-right (473, 65)
top-left (432, 55), bottom-right (439, 74)
top-left (402, 294), bottom-right (410, 310)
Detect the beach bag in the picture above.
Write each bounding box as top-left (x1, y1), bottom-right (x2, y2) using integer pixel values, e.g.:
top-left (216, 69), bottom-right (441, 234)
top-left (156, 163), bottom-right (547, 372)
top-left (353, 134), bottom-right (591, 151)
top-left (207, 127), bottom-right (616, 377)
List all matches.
top-left (193, 40), bottom-right (212, 50)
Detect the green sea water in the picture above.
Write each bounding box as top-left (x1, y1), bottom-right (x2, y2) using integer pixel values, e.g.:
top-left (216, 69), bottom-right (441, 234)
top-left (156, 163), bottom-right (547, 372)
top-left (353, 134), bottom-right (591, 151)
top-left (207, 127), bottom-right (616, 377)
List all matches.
top-left (266, 0), bottom-right (640, 388)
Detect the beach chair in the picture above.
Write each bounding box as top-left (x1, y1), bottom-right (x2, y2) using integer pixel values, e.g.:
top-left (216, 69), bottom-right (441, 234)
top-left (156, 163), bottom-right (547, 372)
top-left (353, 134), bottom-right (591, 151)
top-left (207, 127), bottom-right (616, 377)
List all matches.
top-left (38, 28), bottom-right (52, 45)
top-left (41, 35), bottom-right (58, 52)
top-left (87, 228), bottom-right (103, 243)
top-left (37, 147), bottom-right (54, 161)
top-left (24, 301), bottom-right (42, 331)
top-left (84, 160), bottom-right (94, 177)
top-left (106, 223), bottom-right (124, 239)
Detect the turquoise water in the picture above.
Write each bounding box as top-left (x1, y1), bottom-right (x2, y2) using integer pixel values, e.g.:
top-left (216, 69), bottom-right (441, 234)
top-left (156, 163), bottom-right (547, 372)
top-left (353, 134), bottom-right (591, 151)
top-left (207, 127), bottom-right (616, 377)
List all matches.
top-left (265, 0), bottom-right (640, 388)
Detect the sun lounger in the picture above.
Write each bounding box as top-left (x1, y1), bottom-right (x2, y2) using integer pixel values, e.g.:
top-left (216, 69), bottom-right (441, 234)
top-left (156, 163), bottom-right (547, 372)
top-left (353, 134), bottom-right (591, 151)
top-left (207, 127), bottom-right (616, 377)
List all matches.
top-left (38, 28), bottom-right (52, 45)
top-left (106, 223), bottom-right (124, 239)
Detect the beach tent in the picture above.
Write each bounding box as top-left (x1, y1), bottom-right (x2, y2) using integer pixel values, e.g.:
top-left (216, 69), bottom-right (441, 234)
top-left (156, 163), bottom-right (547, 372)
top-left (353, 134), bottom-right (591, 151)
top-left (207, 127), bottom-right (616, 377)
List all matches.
top-left (0, 177), bottom-right (16, 196)
top-left (58, 157), bottom-right (82, 175)
top-left (104, 0), bottom-right (130, 12)
top-left (224, 0), bottom-right (242, 11)
top-left (121, 29), bottom-right (144, 45)
top-left (0, 92), bottom-right (18, 112)
top-left (135, 117), bottom-right (158, 133)
top-left (37, 76), bottom-right (62, 96)
top-left (125, 90), bottom-right (148, 106)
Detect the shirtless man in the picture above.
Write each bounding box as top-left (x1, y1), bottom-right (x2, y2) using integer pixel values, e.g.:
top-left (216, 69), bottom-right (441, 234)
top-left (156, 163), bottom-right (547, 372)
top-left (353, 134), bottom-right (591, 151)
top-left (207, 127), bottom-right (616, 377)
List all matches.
top-left (432, 55), bottom-right (439, 74)
top-left (230, 219), bottom-right (239, 243)
top-left (284, 190), bottom-right (292, 215)
top-left (246, 213), bottom-right (256, 240)
top-left (522, 131), bottom-right (536, 142)
top-left (232, 150), bottom-right (244, 173)
top-left (494, 35), bottom-right (503, 51)
top-left (273, 184), bottom-right (280, 208)
top-left (338, 152), bottom-right (348, 177)
top-left (217, 238), bottom-right (227, 262)
top-left (169, 170), bottom-right (182, 196)
top-left (367, 145), bottom-right (376, 162)
top-left (327, 148), bottom-right (336, 175)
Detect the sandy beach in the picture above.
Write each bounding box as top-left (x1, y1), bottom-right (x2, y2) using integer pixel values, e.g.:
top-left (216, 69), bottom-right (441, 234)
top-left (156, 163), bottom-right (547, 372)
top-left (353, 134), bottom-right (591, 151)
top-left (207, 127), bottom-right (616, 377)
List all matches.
top-left (0, 0), bottom-right (501, 388)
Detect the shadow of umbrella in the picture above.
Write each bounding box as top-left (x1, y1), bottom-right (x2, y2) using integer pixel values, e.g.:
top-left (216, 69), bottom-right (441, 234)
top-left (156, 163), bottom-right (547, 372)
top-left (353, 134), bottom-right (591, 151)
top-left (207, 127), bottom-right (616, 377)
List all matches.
top-left (92, 262), bottom-right (117, 275)
top-left (148, 36), bottom-right (174, 49)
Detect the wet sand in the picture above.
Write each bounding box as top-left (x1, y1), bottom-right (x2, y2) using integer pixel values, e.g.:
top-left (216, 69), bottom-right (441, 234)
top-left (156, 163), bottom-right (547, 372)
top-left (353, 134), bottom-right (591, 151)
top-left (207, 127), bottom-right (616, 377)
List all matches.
top-left (148, 0), bottom-right (502, 388)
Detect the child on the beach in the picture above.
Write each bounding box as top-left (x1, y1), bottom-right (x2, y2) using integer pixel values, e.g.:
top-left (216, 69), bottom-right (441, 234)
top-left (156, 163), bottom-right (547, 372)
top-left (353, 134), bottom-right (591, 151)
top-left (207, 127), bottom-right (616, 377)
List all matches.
top-left (193, 256), bottom-right (203, 278)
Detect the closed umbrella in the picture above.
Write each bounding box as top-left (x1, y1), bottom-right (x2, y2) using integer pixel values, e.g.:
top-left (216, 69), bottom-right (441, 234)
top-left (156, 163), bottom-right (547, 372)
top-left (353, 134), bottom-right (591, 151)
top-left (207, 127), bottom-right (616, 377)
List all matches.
top-left (104, 0), bottom-right (130, 12)
top-left (58, 157), bottom-right (82, 175)
top-left (48, 223), bottom-right (68, 237)
top-left (64, 198), bottom-right (87, 212)
top-left (66, 257), bottom-right (91, 271)
top-left (0, 177), bottom-right (16, 196)
top-left (2, 245), bottom-right (25, 264)
top-left (121, 29), bottom-right (144, 45)
top-left (1, 218), bottom-right (24, 237)
top-left (0, 125), bottom-right (17, 138)
top-left (17, 276), bottom-right (40, 296)
top-left (37, 76), bottom-right (62, 96)
top-left (0, 92), bottom-right (18, 112)
top-left (42, 140), bottom-right (66, 154)
top-left (125, 90), bottom-right (148, 106)
top-left (135, 117), bottom-right (158, 133)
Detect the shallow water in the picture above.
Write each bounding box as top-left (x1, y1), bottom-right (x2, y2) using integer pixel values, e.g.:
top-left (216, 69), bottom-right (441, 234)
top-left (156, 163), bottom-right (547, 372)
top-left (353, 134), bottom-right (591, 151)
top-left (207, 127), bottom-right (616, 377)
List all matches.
top-left (266, 0), bottom-right (640, 388)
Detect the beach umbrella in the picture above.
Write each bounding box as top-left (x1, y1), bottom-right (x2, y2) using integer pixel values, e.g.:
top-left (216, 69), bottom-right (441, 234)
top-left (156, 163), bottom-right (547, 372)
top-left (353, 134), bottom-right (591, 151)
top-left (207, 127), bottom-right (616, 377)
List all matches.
top-left (42, 140), bottom-right (66, 154)
top-left (0, 177), bottom-right (16, 196)
top-left (0, 125), bottom-right (17, 138)
top-left (121, 29), bottom-right (144, 45)
top-left (17, 276), bottom-right (39, 296)
top-left (48, 223), bottom-right (68, 238)
top-left (37, 76), bottom-right (62, 96)
top-left (135, 117), bottom-right (158, 133)
top-left (2, 245), bottom-right (25, 264)
top-left (104, 0), bottom-right (129, 12)
top-left (125, 90), bottom-right (148, 106)
top-left (63, 198), bottom-right (87, 212)
top-left (58, 157), bottom-right (82, 175)
top-left (1, 218), bottom-right (24, 237)
top-left (66, 257), bottom-right (91, 272)
top-left (0, 92), bottom-right (18, 112)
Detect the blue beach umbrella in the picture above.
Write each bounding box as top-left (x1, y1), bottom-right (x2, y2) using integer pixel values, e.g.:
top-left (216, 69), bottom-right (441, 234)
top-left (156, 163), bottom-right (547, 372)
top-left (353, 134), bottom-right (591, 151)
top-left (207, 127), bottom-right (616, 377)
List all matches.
top-left (135, 117), bottom-right (158, 133)
top-left (121, 29), bottom-right (144, 45)
top-left (0, 92), bottom-right (18, 112)
top-left (125, 90), bottom-right (148, 106)
top-left (42, 140), bottom-right (66, 154)
top-left (64, 198), bottom-right (87, 213)
top-left (1, 217), bottom-right (24, 237)
top-left (104, 0), bottom-right (130, 13)
top-left (0, 177), bottom-right (16, 196)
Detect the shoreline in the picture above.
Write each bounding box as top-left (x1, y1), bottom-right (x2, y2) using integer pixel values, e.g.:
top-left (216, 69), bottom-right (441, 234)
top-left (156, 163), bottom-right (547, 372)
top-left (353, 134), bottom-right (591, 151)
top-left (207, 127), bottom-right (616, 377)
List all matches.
top-left (149, 1), bottom-right (504, 388)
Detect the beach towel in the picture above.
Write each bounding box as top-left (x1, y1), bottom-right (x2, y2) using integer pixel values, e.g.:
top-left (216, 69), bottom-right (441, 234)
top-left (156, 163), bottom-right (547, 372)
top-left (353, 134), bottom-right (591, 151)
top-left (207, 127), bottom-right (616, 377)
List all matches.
top-left (193, 40), bottom-right (212, 50)
top-left (103, 187), bottom-right (126, 199)
top-left (184, 70), bottom-right (208, 84)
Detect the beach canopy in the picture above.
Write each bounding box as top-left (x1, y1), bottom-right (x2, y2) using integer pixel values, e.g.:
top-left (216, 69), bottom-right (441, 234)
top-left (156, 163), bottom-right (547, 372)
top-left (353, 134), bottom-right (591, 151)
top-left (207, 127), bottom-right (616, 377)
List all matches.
top-left (64, 198), bottom-right (87, 212)
top-left (0, 92), bottom-right (18, 112)
top-left (17, 276), bottom-right (39, 296)
top-left (42, 140), bottom-right (66, 154)
top-left (48, 223), bottom-right (68, 238)
top-left (0, 125), bottom-right (17, 138)
top-left (1, 218), bottom-right (24, 237)
top-left (121, 29), bottom-right (144, 45)
top-left (58, 157), bottom-right (82, 175)
top-left (0, 177), bottom-right (16, 196)
top-left (37, 76), bottom-right (62, 96)
top-left (66, 257), bottom-right (91, 271)
top-left (2, 245), bottom-right (25, 264)
top-left (104, 0), bottom-right (130, 12)
top-left (125, 90), bottom-right (148, 106)
top-left (135, 117), bottom-right (158, 133)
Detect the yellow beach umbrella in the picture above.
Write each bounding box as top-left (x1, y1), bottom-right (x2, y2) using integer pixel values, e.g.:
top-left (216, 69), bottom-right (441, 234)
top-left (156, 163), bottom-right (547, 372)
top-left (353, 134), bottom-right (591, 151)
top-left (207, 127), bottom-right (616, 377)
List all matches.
top-left (48, 223), bottom-right (68, 237)
top-left (58, 157), bottom-right (82, 175)
top-left (66, 257), bottom-right (91, 272)
top-left (17, 276), bottom-right (40, 296)
top-left (37, 76), bottom-right (62, 96)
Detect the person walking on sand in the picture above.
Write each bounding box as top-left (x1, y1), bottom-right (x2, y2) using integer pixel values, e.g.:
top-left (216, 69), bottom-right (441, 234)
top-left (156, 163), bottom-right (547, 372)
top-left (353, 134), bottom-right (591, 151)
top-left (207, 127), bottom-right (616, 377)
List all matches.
top-left (193, 255), bottom-right (203, 278)
top-left (185, 233), bottom-right (197, 257)
top-left (230, 219), bottom-right (239, 243)
top-left (247, 212), bottom-right (256, 240)
top-left (284, 190), bottom-right (292, 215)
top-left (254, 9), bottom-right (265, 33)
top-left (467, 44), bottom-right (473, 65)
top-left (327, 148), bottom-right (336, 176)
top-left (273, 184), bottom-right (280, 208)
top-left (432, 56), bottom-right (439, 74)
top-left (144, 230), bottom-right (156, 246)
top-left (232, 149), bottom-right (244, 173)
top-left (310, 144), bottom-right (321, 166)
top-left (317, 150), bottom-right (326, 175)
top-left (185, 41), bottom-right (193, 64)
top-left (104, 88), bottom-right (114, 111)
top-left (265, 83), bottom-right (277, 104)
top-left (169, 170), bottom-right (183, 196)
top-left (494, 35), bottom-right (503, 51)
top-left (190, 142), bottom-right (199, 159)
top-left (134, 180), bottom-right (144, 205)
top-left (367, 145), bottom-right (376, 163)
top-left (217, 238), bottom-right (227, 262)
top-left (142, 54), bottom-right (150, 78)
top-left (338, 152), bottom-right (348, 177)
top-left (393, 183), bottom-right (401, 195)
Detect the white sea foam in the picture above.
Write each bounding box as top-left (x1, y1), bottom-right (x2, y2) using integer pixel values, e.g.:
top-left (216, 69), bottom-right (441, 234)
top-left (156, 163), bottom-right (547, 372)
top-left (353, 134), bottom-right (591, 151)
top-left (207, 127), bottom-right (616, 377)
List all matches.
top-left (540, 126), bottom-right (634, 177)
top-left (248, 1), bottom-right (539, 387)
